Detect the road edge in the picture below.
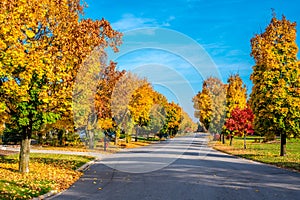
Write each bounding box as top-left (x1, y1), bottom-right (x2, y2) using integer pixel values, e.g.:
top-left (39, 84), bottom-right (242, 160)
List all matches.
top-left (33, 158), bottom-right (99, 200)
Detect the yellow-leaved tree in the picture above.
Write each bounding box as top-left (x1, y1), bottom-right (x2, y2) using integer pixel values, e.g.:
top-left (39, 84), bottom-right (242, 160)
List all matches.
top-left (225, 74), bottom-right (248, 142)
top-left (0, 0), bottom-right (121, 172)
top-left (250, 15), bottom-right (300, 156)
top-left (226, 74), bottom-right (247, 117)
top-left (129, 83), bottom-right (155, 141)
top-left (193, 77), bottom-right (226, 136)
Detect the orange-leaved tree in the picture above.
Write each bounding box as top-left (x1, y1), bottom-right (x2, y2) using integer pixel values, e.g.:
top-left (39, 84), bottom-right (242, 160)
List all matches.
top-left (0, 0), bottom-right (121, 172)
top-left (95, 61), bottom-right (125, 145)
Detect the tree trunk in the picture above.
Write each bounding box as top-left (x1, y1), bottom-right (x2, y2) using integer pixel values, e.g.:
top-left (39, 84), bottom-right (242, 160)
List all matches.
top-left (243, 134), bottom-right (247, 149)
top-left (222, 133), bottom-right (225, 144)
top-left (135, 127), bottom-right (138, 142)
top-left (88, 130), bottom-right (94, 149)
top-left (58, 129), bottom-right (63, 146)
top-left (114, 129), bottom-right (119, 145)
top-left (19, 127), bottom-right (31, 173)
top-left (104, 136), bottom-right (107, 151)
top-left (114, 135), bottom-right (118, 145)
top-left (230, 135), bottom-right (233, 146)
top-left (280, 133), bottom-right (286, 156)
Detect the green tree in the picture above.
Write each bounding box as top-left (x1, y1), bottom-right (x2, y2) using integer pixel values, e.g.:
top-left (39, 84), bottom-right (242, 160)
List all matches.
top-left (161, 102), bottom-right (182, 138)
top-left (250, 15), bottom-right (300, 156)
top-left (145, 92), bottom-right (168, 138)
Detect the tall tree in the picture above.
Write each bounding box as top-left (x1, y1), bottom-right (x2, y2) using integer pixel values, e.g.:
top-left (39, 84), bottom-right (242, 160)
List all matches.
top-left (225, 74), bottom-right (247, 142)
top-left (0, 0), bottom-right (121, 172)
top-left (192, 84), bottom-right (212, 131)
top-left (95, 61), bottom-right (125, 145)
top-left (250, 15), bottom-right (300, 156)
top-left (111, 72), bottom-right (147, 142)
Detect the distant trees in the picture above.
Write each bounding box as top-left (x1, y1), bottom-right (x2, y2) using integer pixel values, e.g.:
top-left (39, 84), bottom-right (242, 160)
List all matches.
top-left (110, 72), bottom-right (195, 142)
top-left (192, 77), bottom-right (226, 138)
top-left (250, 15), bottom-right (300, 156)
top-left (193, 82), bottom-right (212, 131)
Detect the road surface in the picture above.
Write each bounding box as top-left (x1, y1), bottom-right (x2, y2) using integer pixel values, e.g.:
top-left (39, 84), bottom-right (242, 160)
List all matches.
top-left (50, 133), bottom-right (300, 200)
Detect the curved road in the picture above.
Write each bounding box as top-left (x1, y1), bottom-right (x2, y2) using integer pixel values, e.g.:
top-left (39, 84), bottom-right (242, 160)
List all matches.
top-left (51, 133), bottom-right (300, 200)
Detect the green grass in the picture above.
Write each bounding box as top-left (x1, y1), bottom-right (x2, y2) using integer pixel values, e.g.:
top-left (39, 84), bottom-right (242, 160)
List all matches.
top-left (0, 153), bottom-right (94, 199)
top-left (212, 138), bottom-right (300, 172)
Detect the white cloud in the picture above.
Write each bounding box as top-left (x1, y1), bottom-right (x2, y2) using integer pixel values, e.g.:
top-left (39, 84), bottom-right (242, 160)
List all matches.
top-left (112, 14), bottom-right (158, 31)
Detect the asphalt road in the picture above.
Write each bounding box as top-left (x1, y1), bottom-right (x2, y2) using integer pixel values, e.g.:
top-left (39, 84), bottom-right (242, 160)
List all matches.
top-left (51, 133), bottom-right (300, 200)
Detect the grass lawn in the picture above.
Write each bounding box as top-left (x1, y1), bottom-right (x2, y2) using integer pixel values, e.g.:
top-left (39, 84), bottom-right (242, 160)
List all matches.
top-left (212, 138), bottom-right (300, 172)
top-left (0, 153), bottom-right (94, 199)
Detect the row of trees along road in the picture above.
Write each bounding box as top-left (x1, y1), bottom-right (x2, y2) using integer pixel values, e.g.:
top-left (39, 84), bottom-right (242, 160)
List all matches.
top-left (0, 0), bottom-right (197, 173)
top-left (193, 15), bottom-right (300, 156)
top-left (192, 75), bottom-right (251, 149)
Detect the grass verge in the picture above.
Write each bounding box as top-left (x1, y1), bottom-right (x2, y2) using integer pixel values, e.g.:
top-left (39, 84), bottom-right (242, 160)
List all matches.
top-left (211, 138), bottom-right (300, 172)
top-left (0, 153), bottom-right (94, 199)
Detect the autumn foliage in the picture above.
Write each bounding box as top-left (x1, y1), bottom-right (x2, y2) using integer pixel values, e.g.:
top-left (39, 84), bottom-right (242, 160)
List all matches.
top-left (0, 0), bottom-right (121, 172)
top-left (225, 107), bottom-right (254, 137)
top-left (0, 153), bottom-right (93, 199)
top-left (250, 15), bottom-right (300, 155)
top-left (193, 77), bottom-right (226, 133)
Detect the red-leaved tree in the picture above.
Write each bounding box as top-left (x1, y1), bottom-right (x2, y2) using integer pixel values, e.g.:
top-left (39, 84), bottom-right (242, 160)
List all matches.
top-left (225, 106), bottom-right (254, 149)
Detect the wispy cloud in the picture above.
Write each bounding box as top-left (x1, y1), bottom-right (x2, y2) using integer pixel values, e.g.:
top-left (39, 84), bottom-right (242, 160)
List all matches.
top-left (112, 14), bottom-right (157, 31)
top-left (112, 14), bottom-right (175, 31)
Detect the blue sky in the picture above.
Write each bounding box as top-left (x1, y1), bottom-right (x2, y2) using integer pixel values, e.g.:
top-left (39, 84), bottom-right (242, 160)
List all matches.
top-left (83, 0), bottom-right (300, 120)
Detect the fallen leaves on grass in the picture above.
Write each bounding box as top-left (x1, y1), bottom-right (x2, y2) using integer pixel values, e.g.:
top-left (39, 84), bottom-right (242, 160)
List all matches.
top-left (32, 146), bottom-right (89, 152)
top-left (119, 141), bottom-right (152, 148)
top-left (0, 154), bottom-right (94, 199)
